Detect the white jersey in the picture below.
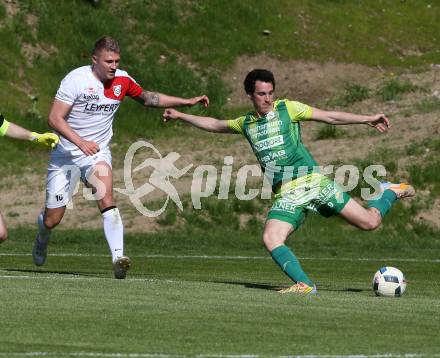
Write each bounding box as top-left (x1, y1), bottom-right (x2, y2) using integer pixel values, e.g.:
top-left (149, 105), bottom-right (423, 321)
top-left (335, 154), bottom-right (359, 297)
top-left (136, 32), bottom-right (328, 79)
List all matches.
top-left (54, 65), bottom-right (143, 156)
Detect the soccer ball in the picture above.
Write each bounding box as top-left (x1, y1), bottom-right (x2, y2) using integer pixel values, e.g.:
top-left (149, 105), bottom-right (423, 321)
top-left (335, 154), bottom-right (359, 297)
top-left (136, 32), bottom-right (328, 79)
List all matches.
top-left (372, 266), bottom-right (407, 297)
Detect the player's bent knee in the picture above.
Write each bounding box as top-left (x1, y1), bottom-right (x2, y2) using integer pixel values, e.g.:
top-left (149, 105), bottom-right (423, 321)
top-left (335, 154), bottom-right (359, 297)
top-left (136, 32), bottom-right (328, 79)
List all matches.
top-left (43, 215), bottom-right (62, 229)
top-left (262, 231), bottom-right (285, 251)
top-left (361, 216), bottom-right (382, 231)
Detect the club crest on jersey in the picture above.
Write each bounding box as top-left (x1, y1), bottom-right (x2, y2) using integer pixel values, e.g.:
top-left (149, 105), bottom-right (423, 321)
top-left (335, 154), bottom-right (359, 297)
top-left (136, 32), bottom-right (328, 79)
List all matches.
top-left (113, 85), bottom-right (122, 97)
top-left (266, 111), bottom-right (276, 120)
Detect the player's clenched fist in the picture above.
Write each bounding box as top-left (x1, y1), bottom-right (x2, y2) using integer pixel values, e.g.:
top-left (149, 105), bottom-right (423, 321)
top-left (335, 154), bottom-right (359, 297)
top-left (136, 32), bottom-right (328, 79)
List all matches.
top-left (163, 108), bottom-right (182, 122)
top-left (76, 139), bottom-right (100, 156)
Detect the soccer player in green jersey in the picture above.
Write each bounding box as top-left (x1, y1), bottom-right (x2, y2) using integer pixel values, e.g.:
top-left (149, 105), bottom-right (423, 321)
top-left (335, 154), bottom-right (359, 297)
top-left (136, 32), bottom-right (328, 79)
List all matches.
top-left (0, 112), bottom-right (59, 242)
top-left (162, 69), bottom-right (415, 294)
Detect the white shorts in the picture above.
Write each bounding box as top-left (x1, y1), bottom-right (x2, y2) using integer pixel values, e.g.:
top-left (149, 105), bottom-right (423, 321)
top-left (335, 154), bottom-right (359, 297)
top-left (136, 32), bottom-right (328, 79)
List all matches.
top-left (45, 147), bottom-right (112, 209)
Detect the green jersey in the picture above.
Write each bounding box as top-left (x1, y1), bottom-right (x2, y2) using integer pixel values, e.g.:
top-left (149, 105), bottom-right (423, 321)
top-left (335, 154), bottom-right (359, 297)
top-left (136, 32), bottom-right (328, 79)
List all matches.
top-left (227, 99), bottom-right (318, 191)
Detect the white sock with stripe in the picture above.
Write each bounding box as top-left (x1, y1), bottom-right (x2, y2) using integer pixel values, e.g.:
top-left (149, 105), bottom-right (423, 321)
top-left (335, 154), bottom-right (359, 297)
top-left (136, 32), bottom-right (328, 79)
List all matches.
top-left (102, 207), bottom-right (124, 263)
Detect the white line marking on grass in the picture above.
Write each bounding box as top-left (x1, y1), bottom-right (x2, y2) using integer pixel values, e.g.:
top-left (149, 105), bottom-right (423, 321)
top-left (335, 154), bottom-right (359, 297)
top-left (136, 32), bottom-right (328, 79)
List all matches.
top-left (0, 353), bottom-right (177, 357)
top-left (1, 253), bottom-right (439, 263)
top-left (0, 352), bottom-right (439, 358)
top-left (0, 275), bottom-right (160, 282)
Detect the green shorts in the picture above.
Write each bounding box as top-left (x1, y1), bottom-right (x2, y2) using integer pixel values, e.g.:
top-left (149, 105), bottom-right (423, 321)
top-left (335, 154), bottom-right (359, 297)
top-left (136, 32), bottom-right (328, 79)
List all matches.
top-left (267, 173), bottom-right (350, 229)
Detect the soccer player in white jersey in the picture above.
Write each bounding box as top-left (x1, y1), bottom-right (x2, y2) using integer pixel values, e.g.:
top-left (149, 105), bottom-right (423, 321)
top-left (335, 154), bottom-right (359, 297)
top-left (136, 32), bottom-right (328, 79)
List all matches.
top-left (33, 36), bottom-right (209, 279)
top-left (0, 112), bottom-right (59, 242)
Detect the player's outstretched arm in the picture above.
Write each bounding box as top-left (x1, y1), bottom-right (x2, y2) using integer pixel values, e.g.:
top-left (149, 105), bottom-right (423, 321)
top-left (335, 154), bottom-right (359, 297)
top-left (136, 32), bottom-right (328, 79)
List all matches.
top-left (163, 108), bottom-right (232, 133)
top-left (0, 113), bottom-right (59, 148)
top-left (136, 90), bottom-right (209, 108)
top-left (310, 108), bottom-right (390, 133)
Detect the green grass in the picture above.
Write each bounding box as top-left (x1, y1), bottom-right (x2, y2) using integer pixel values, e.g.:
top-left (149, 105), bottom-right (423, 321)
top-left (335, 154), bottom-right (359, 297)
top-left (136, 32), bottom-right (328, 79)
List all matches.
top-left (3, 201), bottom-right (440, 260)
top-left (0, 138), bottom-right (53, 173)
top-left (405, 137), bottom-right (440, 156)
top-left (314, 125), bottom-right (346, 140)
top-left (1, 184), bottom-right (439, 356)
top-left (326, 83), bottom-right (371, 108)
top-left (405, 138), bottom-right (440, 196)
top-left (409, 159), bottom-right (440, 196)
top-left (2, 0), bottom-right (440, 135)
top-left (1, 229), bottom-right (440, 356)
top-left (1, 0), bottom-right (440, 172)
top-left (0, 2), bottom-right (6, 19)
top-left (415, 97), bottom-right (440, 113)
top-left (399, 96), bottom-right (440, 117)
top-left (377, 77), bottom-right (419, 101)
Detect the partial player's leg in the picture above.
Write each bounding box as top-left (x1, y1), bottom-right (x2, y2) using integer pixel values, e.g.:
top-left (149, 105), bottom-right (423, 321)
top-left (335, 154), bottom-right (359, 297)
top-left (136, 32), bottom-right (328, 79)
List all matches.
top-left (264, 205), bottom-right (317, 294)
top-left (42, 207), bottom-right (66, 229)
top-left (300, 174), bottom-right (415, 231)
top-left (0, 211), bottom-right (8, 242)
top-left (33, 206), bottom-right (66, 266)
top-left (33, 156), bottom-right (76, 266)
top-left (339, 182), bottom-right (415, 230)
top-left (339, 199), bottom-right (382, 230)
top-left (33, 206), bottom-right (67, 266)
top-left (88, 160), bottom-right (131, 279)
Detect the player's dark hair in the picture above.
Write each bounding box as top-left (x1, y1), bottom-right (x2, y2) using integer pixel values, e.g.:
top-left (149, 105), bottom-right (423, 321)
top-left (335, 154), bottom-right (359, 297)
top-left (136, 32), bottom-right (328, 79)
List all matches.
top-left (244, 69), bottom-right (275, 95)
top-left (93, 36), bottom-right (120, 55)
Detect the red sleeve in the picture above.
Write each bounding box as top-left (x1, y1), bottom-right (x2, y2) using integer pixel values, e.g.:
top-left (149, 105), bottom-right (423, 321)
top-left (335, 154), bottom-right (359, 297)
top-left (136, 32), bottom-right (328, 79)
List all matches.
top-left (104, 76), bottom-right (143, 100)
top-left (127, 78), bottom-right (143, 98)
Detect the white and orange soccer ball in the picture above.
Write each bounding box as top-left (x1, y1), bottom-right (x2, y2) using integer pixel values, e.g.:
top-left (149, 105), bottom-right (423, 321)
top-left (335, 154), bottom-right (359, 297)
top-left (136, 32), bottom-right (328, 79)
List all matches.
top-left (372, 266), bottom-right (407, 297)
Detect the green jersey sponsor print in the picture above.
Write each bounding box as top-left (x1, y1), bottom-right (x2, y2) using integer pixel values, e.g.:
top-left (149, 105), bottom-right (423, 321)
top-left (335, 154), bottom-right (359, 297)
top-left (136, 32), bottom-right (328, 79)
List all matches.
top-left (227, 99), bottom-right (318, 190)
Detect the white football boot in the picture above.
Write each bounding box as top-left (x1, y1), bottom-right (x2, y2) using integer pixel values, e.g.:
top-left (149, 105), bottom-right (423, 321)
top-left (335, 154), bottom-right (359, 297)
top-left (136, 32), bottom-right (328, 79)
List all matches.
top-left (113, 256), bottom-right (131, 279)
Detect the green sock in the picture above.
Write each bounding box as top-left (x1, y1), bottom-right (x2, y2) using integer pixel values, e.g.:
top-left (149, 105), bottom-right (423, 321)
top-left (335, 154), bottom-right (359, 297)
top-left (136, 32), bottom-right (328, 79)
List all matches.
top-left (367, 189), bottom-right (397, 218)
top-left (270, 245), bottom-right (313, 286)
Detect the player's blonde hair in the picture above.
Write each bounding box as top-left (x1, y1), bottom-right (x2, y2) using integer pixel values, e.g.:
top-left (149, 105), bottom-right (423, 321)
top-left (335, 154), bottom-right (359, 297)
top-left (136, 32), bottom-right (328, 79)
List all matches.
top-left (93, 36), bottom-right (120, 55)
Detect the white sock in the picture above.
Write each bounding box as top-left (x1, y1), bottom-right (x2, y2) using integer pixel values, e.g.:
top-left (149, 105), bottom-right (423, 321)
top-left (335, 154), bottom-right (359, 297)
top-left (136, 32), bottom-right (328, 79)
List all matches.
top-left (102, 207), bottom-right (124, 263)
top-left (37, 211), bottom-right (51, 243)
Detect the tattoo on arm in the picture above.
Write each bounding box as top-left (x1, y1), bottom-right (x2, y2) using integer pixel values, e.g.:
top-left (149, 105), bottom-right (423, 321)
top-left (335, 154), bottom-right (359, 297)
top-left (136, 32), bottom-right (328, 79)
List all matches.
top-left (141, 91), bottom-right (160, 107)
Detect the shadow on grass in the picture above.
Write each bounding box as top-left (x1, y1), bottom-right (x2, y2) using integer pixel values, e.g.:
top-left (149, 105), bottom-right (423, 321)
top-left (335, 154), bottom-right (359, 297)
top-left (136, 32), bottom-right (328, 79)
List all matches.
top-left (3, 267), bottom-right (104, 278)
top-left (213, 280), bottom-right (368, 293)
top-left (213, 280), bottom-right (281, 291)
top-left (317, 286), bottom-right (366, 293)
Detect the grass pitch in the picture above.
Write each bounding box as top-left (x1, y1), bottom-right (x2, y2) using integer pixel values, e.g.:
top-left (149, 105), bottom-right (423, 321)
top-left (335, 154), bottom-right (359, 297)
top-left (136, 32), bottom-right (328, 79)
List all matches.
top-left (1, 229), bottom-right (439, 357)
